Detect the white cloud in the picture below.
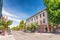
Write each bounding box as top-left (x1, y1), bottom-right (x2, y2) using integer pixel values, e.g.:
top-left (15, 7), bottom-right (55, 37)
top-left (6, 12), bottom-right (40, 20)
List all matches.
top-left (2, 8), bottom-right (29, 27)
top-left (2, 9), bottom-right (20, 28)
top-left (8, 17), bottom-right (20, 22)
top-left (2, 8), bottom-right (20, 22)
top-left (2, 9), bottom-right (19, 18)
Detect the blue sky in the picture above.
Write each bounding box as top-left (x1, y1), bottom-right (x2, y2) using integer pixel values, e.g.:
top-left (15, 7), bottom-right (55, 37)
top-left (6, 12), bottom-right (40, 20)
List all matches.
top-left (3, 0), bottom-right (46, 27)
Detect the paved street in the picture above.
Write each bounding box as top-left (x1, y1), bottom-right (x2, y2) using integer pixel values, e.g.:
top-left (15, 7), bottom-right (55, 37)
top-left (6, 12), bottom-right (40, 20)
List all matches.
top-left (12, 31), bottom-right (60, 40)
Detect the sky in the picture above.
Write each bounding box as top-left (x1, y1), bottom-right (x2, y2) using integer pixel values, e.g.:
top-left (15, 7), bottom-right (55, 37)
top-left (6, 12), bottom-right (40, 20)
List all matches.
top-left (2, 0), bottom-right (46, 28)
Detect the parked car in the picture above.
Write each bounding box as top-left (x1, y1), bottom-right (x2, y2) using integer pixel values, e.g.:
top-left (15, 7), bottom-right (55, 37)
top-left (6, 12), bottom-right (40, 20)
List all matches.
top-left (7, 30), bottom-right (11, 35)
top-left (0, 30), bottom-right (2, 34)
top-left (24, 30), bottom-right (30, 33)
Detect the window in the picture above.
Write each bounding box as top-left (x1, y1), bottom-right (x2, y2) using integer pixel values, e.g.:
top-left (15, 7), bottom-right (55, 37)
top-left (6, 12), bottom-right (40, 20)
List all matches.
top-left (43, 19), bottom-right (45, 23)
top-left (31, 18), bottom-right (33, 21)
top-left (36, 16), bottom-right (38, 19)
top-left (40, 14), bottom-right (41, 18)
top-left (43, 12), bottom-right (45, 16)
top-left (34, 17), bottom-right (35, 20)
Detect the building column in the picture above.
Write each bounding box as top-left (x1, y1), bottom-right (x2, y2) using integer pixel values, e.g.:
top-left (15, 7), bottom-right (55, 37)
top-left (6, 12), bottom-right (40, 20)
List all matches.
top-left (40, 20), bottom-right (42, 33)
top-left (44, 25), bottom-right (46, 32)
top-left (50, 26), bottom-right (53, 32)
top-left (47, 25), bottom-right (50, 32)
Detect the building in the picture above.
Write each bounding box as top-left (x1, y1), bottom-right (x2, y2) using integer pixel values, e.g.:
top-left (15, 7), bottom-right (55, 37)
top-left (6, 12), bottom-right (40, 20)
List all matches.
top-left (0, 0), bottom-right (2, 18)
top-left (26, 9), bottom-right (50, 32)
top-left (26, 9), bottom-right (48, 26)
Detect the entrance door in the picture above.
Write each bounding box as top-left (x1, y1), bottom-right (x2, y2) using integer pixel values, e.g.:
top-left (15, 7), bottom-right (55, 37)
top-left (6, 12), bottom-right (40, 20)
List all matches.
top-left (45, 27), bottom-right (48, 32)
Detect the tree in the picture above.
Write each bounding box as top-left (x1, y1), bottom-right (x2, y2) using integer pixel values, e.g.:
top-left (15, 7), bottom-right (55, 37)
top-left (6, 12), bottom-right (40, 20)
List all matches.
top-left (0, 25), bottom-right (4, 30)
top-left (23, 23), bottom-right (27, 31)
top-left (0, 19), bottom-right (4, 26)
top-left (0, 19), bottom-right (4, 30)
top-left (12, 26), bottom-right (19, 31)
top-left (30, 22), bottom-right (38, 32)
top-left (0, 19), bottom-right (13, 30)
top-left (27, 26), bottom-right (31, 31)
top-left (19, 20), bottom-right (26, 31)
top-left (6, 20), bottom-right (13, 30)
top-left (43, 0), bottom-right (60, 27)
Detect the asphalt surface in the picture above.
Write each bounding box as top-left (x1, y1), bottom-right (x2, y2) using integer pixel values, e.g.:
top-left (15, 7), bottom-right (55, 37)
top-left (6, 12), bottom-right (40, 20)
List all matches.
top-left (12, 31), bottom-right (60, 40)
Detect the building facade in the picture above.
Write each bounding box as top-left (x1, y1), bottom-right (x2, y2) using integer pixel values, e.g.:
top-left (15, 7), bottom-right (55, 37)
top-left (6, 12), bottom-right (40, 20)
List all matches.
top-left (26, 9), bottom-right (48, 26)
top-left (26, 9), bottom-right (49, 32)
top-left (0, 0), bottom-right (2, 18)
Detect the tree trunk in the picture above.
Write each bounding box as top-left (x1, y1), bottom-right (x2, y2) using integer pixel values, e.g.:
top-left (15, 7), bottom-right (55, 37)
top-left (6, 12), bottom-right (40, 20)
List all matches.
top-left (56, 25), bottom-right (59, 32)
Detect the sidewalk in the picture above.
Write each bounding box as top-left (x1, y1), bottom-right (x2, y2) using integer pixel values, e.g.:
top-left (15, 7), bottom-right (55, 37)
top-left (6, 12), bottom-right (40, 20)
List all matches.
top-left (0, 35), bottom-right (15, 40)
top-left (0, 31), bottom-right (15, 40)
top-left (34, 33), bottom-right (54, 35)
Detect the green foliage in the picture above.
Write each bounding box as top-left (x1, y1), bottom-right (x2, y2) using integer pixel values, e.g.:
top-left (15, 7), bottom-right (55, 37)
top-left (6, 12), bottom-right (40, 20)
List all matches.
top-left (43, 0), bottom-right (60, 26)
top-left (27, 26), bottom-right (31, 31)
top-left (6, 20), bottom-right (13, 30)
top-left (19, 20), bottom-right (26, 30)
top-left (0, 19), bottom-right (4, 30)
top-left (23, 23), bottom-right (27, 30)
top-left (6, 20), bottom-right (13, 26)
top-left (0, 19), bottom-right (13, 30)
top-left (0, 19), bottom-right (4, 26)
top-left (0, 25), bottom-right (4, 30)
top-left (12, 26), bottom-right (19, 31)
top-left (19, 20), bottom-right (24, 29)
top-left (31, 23), bottom-right (36, 30)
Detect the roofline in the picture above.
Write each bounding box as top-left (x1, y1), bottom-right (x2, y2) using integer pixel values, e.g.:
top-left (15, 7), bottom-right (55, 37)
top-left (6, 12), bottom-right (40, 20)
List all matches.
top-left (26, 9), bottom-right (46, 21)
